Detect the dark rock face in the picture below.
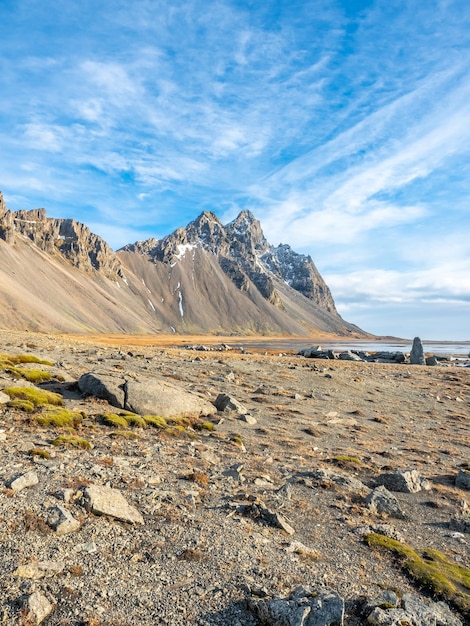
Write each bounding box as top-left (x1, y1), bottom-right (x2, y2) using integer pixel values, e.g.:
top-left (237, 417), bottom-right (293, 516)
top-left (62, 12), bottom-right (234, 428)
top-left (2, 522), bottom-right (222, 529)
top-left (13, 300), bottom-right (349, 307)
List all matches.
top-left (12, 210), bottom-right (121, 278)
top-left (125, 209), bottom-right (338, 316)
top-left (0, 192), bottom-right (14, 243)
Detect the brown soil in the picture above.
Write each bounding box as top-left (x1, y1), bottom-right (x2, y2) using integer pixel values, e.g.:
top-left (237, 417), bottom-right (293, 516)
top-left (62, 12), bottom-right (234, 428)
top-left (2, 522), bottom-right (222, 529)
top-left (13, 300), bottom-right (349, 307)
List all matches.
top-left (0, 330), bottom-right (468, 625)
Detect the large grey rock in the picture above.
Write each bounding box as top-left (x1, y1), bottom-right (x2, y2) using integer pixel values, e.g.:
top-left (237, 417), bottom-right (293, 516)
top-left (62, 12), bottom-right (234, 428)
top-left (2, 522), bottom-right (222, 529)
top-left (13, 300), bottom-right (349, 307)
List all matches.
top-left (370, 351), bottom-right (405, 363)
top-left (402, 593), bottom-right (462, 626)
top-left (309, 469), bottom-right (367, 494)
top-left (78, 371), bottom-right (216, 419)
top-left (124, 378), bottom-right (216, 419)
top-left (376, 469), bottom-right (429, 493)
top-left (338, 351), bottom-right (364, 362)
top-left (78, 372), bottom-right (125, 407)
top-left (366, 592), bottom-right (462, 625)
top-left (410, 336), bottom-right (425, 365)
top-left (82, 484), bottom-right (144, 524)
top-left (365, 486), bottom-right (406, 519)
top-left (250, 587), bottom-right (344, 626)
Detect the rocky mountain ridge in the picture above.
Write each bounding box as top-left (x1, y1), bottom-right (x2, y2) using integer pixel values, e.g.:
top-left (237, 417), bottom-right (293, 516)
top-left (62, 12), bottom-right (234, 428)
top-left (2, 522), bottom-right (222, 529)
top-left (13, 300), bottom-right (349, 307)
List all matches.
top-left (0, 191), bottom-right (366, 336)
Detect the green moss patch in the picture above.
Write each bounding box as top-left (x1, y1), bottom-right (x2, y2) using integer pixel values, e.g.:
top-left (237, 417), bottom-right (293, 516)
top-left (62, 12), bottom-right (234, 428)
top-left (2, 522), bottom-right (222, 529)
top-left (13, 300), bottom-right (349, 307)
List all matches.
top-left (143, 415), bottom-right (168, 428)
top-left (7, 367), bottom-right (52, 383)
top-left (28, 448), bottom-right (51, 459)
top-left (36, 408), bottom-right (83, 427)
top-left (7, 399), bottom-right (35, 412)
top-left (52, 435), bottom-right (92, 449)
top-left (365, 533), bottom-right (470, 617)
top-left (4, 387), bottom-right (63, 407)
top-left (99, 412), bottom-right (147, 429)
top-left (0, 354), bottom-right (53, 367)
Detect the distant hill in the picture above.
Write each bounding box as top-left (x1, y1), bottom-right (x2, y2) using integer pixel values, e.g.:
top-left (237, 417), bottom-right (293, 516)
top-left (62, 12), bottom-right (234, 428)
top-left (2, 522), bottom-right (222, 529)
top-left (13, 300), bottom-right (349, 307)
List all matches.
top-left (0, 191), bottom-right (368, 337)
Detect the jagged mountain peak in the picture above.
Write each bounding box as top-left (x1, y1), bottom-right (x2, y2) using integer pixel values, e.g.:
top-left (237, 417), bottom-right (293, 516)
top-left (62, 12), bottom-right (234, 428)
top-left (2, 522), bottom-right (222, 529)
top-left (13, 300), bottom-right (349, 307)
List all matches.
top-left (0, 190), bottom-right (365, 335)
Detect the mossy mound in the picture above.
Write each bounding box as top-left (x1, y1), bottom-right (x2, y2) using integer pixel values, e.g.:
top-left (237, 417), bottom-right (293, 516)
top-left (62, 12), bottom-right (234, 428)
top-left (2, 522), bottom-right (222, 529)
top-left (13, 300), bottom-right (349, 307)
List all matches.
top-left (7, 399), bottom-right (35, 412)
top-left (143, 415), bottom-right (168, 428)
top-left (0, 354), bottom-right (53, 367)
top-left (28, 448), bottom-right (51, 459)
top-left (4, 387), bottom-right (63, 407)
top-left (99, 412), bottom-right (147, 429)
top-left (7, 367), bottom-right (52, 383)
top-left (52, 435), bottom-right (92, 449)
top-left (365, 533), bottom-right (470, 617)
top-left (36, 407), bottom-right (84, 427)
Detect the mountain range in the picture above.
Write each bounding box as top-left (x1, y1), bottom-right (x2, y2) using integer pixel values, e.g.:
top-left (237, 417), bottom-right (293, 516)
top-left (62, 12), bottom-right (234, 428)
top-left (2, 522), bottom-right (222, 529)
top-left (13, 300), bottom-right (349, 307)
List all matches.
top-left (0, 191), bottom-right (367, 337)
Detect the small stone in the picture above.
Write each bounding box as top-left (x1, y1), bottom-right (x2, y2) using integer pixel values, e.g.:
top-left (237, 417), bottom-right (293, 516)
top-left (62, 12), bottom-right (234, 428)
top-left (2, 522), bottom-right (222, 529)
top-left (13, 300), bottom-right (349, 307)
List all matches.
top-left (257, 502), bottom-right (295, 535)
top-left (456, 469), bottom-right (470, 490)
top-left (47, 505), bottom-right (81, 535)
top-left (214, 393), bottom-right (248, 414)
top-left (72, 540), bottom-right (98, 554)
top-left (0, 391), bottom-right (10, 404)
top-left (238, 414), bottom-right (257, 425)
top-left (14, 560), bottom-right (65, 580)
top-left (7, 470), bottom-right (39, 493)
top-left (20, 591), bottom-right (54, 624)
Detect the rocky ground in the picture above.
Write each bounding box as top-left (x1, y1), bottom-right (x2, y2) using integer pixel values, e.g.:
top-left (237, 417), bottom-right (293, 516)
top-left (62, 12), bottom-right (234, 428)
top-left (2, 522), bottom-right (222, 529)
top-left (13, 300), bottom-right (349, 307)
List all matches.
top-left (0, 330), bottom-right (469, 625)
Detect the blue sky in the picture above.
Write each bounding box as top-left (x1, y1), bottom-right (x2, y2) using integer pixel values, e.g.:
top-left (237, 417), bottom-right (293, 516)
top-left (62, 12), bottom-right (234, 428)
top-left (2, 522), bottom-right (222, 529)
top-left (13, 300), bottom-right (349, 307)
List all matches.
top-left (1, 0), bottom-right (469, 340)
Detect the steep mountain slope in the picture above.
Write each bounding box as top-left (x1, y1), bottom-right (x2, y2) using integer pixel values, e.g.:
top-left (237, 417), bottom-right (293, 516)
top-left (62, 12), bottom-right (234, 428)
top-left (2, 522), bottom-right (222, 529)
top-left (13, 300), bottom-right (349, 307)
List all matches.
top-left (0, 192), bottom-right (367, 336)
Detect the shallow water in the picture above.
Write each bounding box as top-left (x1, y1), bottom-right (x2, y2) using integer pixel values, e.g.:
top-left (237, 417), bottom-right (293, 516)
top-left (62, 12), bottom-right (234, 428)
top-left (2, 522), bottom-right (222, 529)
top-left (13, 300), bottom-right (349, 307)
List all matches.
top-left (222, 339), bottom-right (470, 356)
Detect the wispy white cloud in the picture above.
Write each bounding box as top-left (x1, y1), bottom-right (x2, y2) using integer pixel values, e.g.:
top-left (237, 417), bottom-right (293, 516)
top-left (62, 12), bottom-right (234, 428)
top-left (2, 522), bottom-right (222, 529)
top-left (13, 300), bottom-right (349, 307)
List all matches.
top-left (1, 0), bottom-right (470, 337)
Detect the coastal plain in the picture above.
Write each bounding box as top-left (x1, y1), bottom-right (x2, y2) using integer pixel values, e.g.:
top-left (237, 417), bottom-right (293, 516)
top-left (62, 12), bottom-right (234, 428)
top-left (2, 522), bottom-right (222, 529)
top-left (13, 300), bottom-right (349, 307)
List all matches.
top-left (0, 331), bottom-right (469, 625)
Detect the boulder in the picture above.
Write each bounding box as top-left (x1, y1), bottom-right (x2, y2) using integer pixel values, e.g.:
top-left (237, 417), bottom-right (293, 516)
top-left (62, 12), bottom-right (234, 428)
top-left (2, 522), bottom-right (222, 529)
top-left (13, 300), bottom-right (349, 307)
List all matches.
top-left (124, 378), bottom-right (216, 419)
top-left (410, 336), bottom-right (425, 365)
top-left (47, 505), bottom-right (81, 535)
top-left (78, 372), bottom-right (125, 408)
top-left (250, 587), bottom-right (344, 626)
top-left (338, 351), bottom-right (364, 361)
top-left (20, 591), bottom-right (55, 625)
top-left (14, 561), bottom-right (65, 580)
top-left (78, 371), bottom-right (216, 419)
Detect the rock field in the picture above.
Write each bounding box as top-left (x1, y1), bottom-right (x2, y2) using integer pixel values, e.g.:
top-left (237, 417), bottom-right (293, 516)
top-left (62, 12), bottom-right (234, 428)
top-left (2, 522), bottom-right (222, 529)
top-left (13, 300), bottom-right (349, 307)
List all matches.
top-left (0, 330), bottom-right (469, 625)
